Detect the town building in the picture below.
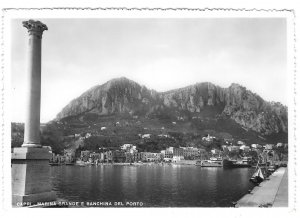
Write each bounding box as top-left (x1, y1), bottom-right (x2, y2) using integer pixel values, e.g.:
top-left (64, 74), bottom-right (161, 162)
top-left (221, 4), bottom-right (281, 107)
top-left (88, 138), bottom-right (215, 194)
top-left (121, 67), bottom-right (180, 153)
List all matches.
top-left (132, 152), bottom-right (143, 162)
top-left (227, 145), bottom-right (240, 152)
top-left (202, 134), bottom-right (216, 142)
top-left (120, 144), bottom-right (137, 153)
top-left (161, 147), bottom-right (174, 161)
top-left (141, 152), bottom-right (151, 162)
top-left (239, 145), bottom-right (250, 152)
top-left (264, 144), bottom-right (274, 150)
top-left (181, 147), bottom-right (199, 160)
top-left (90, 152), bottom-right (101, 163)
top-left (113, 150), bottom-right (126, 163)
top-left (64, 149), bottom-right (75, 163)
top-left (125, 152), bottom-right (133, 163)
top-left (251, 144), bottom-right (263, 149)
top-left (237, 141), bottom-right (245, 146)
top-left (173, 148), bottom-right (184, 162)
top-left (104, 151), bottom-right (113, 163)
top-left (81, 150), bottom-right (91, 162)
top-left (142, 134), bottom-right (151, 139)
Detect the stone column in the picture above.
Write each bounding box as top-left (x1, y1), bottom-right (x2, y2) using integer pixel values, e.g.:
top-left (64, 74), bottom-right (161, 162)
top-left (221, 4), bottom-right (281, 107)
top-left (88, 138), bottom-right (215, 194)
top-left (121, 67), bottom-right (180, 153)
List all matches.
top-left (22, 20), bottom-right (46, 147)
top-left (11, 20), bottom-right (56, 207)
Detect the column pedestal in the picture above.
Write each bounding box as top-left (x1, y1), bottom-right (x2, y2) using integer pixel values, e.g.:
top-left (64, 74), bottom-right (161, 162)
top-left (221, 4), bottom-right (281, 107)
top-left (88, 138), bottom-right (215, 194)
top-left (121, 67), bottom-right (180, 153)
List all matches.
top-left (12, 147), bottom-right (56, 207)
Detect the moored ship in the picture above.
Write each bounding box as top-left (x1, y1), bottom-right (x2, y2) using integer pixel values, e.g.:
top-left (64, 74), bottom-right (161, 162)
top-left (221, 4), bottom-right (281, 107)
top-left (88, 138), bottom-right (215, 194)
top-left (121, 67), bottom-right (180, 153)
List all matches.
top-left (223, 157), bottom-right (252, 168)
top-left (196, 157), bottom-right (223, 167)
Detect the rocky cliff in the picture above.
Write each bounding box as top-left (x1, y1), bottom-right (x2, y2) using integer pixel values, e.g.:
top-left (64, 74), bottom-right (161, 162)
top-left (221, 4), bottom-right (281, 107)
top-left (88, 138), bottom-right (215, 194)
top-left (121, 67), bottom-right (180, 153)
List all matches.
top-left (56, 77), bottom-right (288, 136)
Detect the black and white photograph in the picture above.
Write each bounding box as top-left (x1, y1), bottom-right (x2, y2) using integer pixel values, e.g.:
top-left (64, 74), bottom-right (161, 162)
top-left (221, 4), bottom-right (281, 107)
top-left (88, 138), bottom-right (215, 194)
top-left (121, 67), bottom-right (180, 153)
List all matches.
top-left (0, 6), bottom-right (298, 216)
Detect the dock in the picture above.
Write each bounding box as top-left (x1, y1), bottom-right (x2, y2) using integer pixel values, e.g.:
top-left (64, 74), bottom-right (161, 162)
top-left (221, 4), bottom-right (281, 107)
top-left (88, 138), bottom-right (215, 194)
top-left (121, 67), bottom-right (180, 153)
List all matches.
top-left (235, 167), bottom-right (288, 207)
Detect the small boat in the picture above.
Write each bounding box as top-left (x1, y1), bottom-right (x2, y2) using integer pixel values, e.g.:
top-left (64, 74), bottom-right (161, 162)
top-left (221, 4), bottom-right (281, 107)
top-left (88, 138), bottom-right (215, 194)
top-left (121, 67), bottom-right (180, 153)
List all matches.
top-left (250, 164), bottom-right (264, 184)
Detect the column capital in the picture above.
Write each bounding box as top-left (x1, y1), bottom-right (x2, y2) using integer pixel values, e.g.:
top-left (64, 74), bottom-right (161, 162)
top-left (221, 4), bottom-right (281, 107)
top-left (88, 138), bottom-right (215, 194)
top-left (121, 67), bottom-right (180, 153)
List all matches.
top-left (23, 20), bottom-right (48, 39)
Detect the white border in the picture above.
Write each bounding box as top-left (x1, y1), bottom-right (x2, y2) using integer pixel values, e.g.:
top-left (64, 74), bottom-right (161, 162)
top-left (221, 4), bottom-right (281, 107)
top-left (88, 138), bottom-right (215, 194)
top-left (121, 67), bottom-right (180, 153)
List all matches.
top-left (1, 6), bottom-right (298, 218)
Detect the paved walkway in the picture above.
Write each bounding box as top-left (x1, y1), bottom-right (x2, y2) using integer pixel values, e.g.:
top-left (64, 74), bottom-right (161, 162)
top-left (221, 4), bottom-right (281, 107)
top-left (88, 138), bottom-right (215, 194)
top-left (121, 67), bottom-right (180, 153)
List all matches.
top-left (236, 167), bottom-right (288, 207)
top-left (273, 168), bottom-right (288, 207)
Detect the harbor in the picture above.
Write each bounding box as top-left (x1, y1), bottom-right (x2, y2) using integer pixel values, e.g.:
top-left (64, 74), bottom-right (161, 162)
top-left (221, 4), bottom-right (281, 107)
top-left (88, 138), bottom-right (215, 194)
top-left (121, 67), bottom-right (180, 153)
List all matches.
top-left (50, 164), bottom-right (256, 207)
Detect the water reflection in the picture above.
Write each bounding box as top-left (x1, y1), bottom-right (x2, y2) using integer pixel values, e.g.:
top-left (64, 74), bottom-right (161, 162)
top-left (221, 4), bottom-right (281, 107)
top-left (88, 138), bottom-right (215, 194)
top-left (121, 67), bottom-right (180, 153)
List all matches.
top-left (50, 165), bottom-right (255, 207)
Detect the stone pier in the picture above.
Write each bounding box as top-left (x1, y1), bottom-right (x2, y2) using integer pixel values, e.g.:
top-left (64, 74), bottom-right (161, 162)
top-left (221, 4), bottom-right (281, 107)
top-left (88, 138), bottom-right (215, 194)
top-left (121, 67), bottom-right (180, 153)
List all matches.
top-left (235, 167), bottom-right (288, 207)
top-left (11, 20), bottom-right (56, 206)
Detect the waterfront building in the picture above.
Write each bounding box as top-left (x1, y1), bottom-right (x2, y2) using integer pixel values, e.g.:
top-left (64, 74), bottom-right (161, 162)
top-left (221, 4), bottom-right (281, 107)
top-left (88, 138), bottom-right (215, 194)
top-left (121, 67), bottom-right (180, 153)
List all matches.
top-left (100, 152), bottom-right (105, 162)
top-left (132, 152), bottom-right (142, 162)
top-left (58, 155), bottom-right (66, 163)
top-left (140, 152), bottom-right (161, 162)
top-left (144, 153), bottom-right (161, 162)
top-left (141, 152), bottom-right (149, 162)
top-left (173, 148), bottom-right (184, 162)
top-left (64, 149), bottom-right (75, 163)
top-left (164, 147), bottom-right (174, 160)
top-left (161, 149), bottom-right (173, 162)
top-left (113, 150), bottom-right (126, 163)
top-left (198, 149), bottom-right (208, 160)
top-left (104, 151), bottom-right (113, 163)
top-left (50, 153), bottom-right (58, 163)
top-left (181, 147), bottom-right (199, 160)
top-left (125, 152), bottom-right (133, 163)
top-left (65, 154), bottom-right (74, 163)
top-left (81, 150), bottom-right (91, 162)
top-left (90, 152), bottom-right (101, 163)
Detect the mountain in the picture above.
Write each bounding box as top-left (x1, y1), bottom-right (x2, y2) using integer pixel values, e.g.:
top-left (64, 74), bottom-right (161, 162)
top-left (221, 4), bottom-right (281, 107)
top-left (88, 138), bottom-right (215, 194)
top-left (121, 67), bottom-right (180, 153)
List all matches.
top-left (56, 77), bottom-right (287, 140)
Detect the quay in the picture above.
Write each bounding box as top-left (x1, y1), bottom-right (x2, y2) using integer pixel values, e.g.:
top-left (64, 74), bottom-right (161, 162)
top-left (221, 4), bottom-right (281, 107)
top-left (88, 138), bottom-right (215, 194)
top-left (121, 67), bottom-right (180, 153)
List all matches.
top-left (235, 167), bottom-right (288, 207)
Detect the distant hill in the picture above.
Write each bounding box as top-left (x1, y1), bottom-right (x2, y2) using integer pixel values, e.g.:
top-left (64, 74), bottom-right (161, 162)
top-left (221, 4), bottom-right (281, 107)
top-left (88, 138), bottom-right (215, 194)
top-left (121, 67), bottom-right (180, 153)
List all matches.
top-left (56, 77), bottom-right (287, 139)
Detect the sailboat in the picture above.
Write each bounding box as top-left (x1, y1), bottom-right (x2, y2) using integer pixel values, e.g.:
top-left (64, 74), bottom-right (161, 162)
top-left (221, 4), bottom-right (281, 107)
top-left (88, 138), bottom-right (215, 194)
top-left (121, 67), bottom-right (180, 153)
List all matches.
top-left (249, 162), bottom-right (264, 184)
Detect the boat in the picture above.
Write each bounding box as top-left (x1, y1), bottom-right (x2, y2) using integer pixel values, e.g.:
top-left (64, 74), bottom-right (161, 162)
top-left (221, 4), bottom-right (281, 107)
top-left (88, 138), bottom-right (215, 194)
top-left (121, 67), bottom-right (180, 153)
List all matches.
top-left (249, 163), bottom-right (264, 184)
top-left (267, 164), bottom-right (278, 173)
top-left (223, 159), bottom-right (252, 168)
top-left (196, 157), bottom-right (223, 167)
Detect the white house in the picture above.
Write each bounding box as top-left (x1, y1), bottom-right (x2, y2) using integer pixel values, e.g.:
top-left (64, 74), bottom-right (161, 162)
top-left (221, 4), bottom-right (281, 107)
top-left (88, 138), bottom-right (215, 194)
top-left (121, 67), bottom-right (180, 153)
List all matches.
top-left (202, 134), bottom-right (215, 142)
top-left (237, 141), bottom-right (245, 145)
top-left (239, 145), bottom-right (250, 152)
top-left (85, 133), bottom-right (92, 138)
top-left (142, 134), bottom-right (151, 139)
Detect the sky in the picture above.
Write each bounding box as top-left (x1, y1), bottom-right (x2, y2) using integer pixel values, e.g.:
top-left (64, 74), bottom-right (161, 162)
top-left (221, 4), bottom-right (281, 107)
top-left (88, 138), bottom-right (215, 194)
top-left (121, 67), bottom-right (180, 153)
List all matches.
top-left (11, 18), bottom-right (287, 123)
